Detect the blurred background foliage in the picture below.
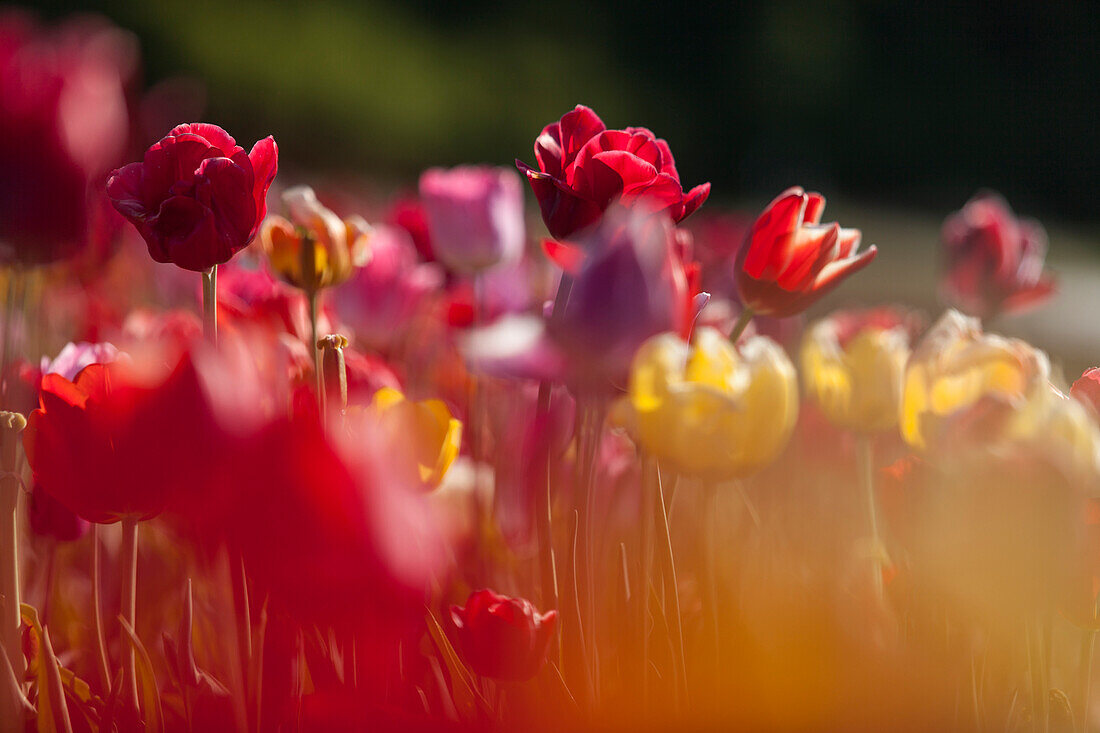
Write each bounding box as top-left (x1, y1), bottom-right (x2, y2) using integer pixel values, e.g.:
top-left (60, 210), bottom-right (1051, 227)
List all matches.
top-left (28, 0), bottom-right (1099, 224)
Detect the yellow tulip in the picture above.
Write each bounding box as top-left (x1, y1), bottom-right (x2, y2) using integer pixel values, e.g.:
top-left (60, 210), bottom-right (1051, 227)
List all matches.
top-left (370, 387), bottom-right (462, 488)
top-left (260, 186), bottom-right (371, 293)
top-left (900, 309), bottom-right (1050, 450)
top-left (626, 327), bottom-right (798, 479)
top-left (801, 310), bottom-right (914, 433)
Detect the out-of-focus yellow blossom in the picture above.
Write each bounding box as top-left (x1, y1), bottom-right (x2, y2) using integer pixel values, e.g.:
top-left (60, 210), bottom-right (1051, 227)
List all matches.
top-left (370, 387), bottom-right (462, 488)
top-left (801, 309), bottom-right (916, 433)
top-left (625, 327), bottom-right (798, 479)
top-left (900, 310), bottom-right (1049, 450)
top-left (261, 185), bottom-right (371, 293)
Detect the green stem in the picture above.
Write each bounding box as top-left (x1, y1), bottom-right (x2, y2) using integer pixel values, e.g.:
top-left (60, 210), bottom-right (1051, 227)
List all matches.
top-left (202, 266), bottom-right (218, 345)
top-left (728, 307), bottom-right (754, 344)
top-left (119, 518), bottom-right (139, 713)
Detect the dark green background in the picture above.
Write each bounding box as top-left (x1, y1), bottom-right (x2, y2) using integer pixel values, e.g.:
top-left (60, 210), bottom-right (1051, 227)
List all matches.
top-left (28, 0), bottom-right (1100, 222)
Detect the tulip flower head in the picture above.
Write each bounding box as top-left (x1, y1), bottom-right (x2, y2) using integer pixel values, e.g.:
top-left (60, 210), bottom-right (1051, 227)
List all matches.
top-left (736, 187), bottom-right (876, 318)
top-left (801, 308), bottom-right (920, 433)
top-left (626, 327), bottom-right (799, 479)
top-left (551, 206), bottom-right (701, 389)
top-left (419, 166), bottom-right (525, 273)
top-left (23, 355), bottom-right (214, 523)
top-left (369, 387), bottom-right (461, 488)
top-left (261, 185), bottom-right (371, 293)
top-left (900, 310), bottom-right (1050, 452)
top-left (450, 589), bottom-right (558, 681)
top-left (516, 105), bottom-right (710, 240)
top-left (941, 191), bottom-right (1056, 319)
top-left (107, 123), bottom-right (277, 272)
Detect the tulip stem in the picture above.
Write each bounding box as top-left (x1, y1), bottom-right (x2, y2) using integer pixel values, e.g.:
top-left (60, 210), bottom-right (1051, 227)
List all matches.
top-left (857, 435), bottom-right (883, 599)
top-left (119, 517), bottom-right (139, 714)
top-left (309, 290), bottom-right (321, 408)
top-left (729, 307), bottom-right (754, 344)
top-left (0, 412), bottom-right (25, 689)
top-left (202, 266), bottom-right (218, 345)
top-left (535, 274), bottom-right (573, 622)
top-left (655, 464), bottom-right (688, 705)
top-left (91, 525), bottom-right (112, 695)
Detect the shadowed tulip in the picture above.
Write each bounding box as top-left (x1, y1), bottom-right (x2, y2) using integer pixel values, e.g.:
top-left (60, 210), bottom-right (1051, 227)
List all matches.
top-left (941, 191), bottom-right (1056, 319)
top-left (450, 589), bottom-right (557, 681)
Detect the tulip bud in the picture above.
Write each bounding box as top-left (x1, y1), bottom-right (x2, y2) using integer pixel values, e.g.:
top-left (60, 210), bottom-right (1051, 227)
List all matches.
top-left (801, 308), bottom-right (920, 433)
top-left (625, 327), bottom-right (798, 479)
top-left (450, 589), bottom-right (557, 681)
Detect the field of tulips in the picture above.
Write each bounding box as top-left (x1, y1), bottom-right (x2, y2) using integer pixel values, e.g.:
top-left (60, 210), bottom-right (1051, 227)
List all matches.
top-left (4, 8), bottom-right (1100, 733)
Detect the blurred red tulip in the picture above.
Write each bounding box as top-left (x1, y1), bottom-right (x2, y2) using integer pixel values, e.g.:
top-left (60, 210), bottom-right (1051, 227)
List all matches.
top-left (516, 105), bottom-right (709, 240)
top-left (1072, 367), bottom-right (1100, 418)
top-left (450, 588), bottom-right (557, 681)
top-left (736, 187), bottom-right (876, 317)
top-left (107, 123), bottom-right (277, 271)
top-left (226, 410), bottom-right (442, 630)
top-left (23, 355), bottom-right (214, 524)
top-left (941, 191), bottom-right (1056, 319)
top-left (0, 11), bottom-right (133, 265)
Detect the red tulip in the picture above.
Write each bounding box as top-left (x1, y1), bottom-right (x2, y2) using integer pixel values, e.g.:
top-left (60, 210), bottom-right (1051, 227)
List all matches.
top-left (736, 187), bottom-right (877, 317)
top-left (450, 589), bottom-right (557, 681)
top-left (516, 105), bottom-right (709, 240)
top-left (23, 355), bottom-right (214, 524)
top-left (941, 191), bottom-right (1056, 319)
top-left (1071, 368), bottom-right (1100, 418)
top-left (0, 11), bottom-right (133, 265)
top-left (226, 410), bottom-right (442, 630)
top-left (107, 123), bottom-right (277, 271)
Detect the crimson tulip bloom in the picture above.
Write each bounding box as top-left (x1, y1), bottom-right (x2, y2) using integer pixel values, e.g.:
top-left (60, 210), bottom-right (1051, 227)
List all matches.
top-left (516, 105), bottom-right (709, 240)
top-left (450, 589), bottom-right (557, 681)
top-left (23, 357), bottom-right (212, 524)
top-left (736, 187), bottom-right (877, 318)
top-left (941, 191), bottom-right (1056, 319)
top-left (107, 123), bottom-right (277, 271)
